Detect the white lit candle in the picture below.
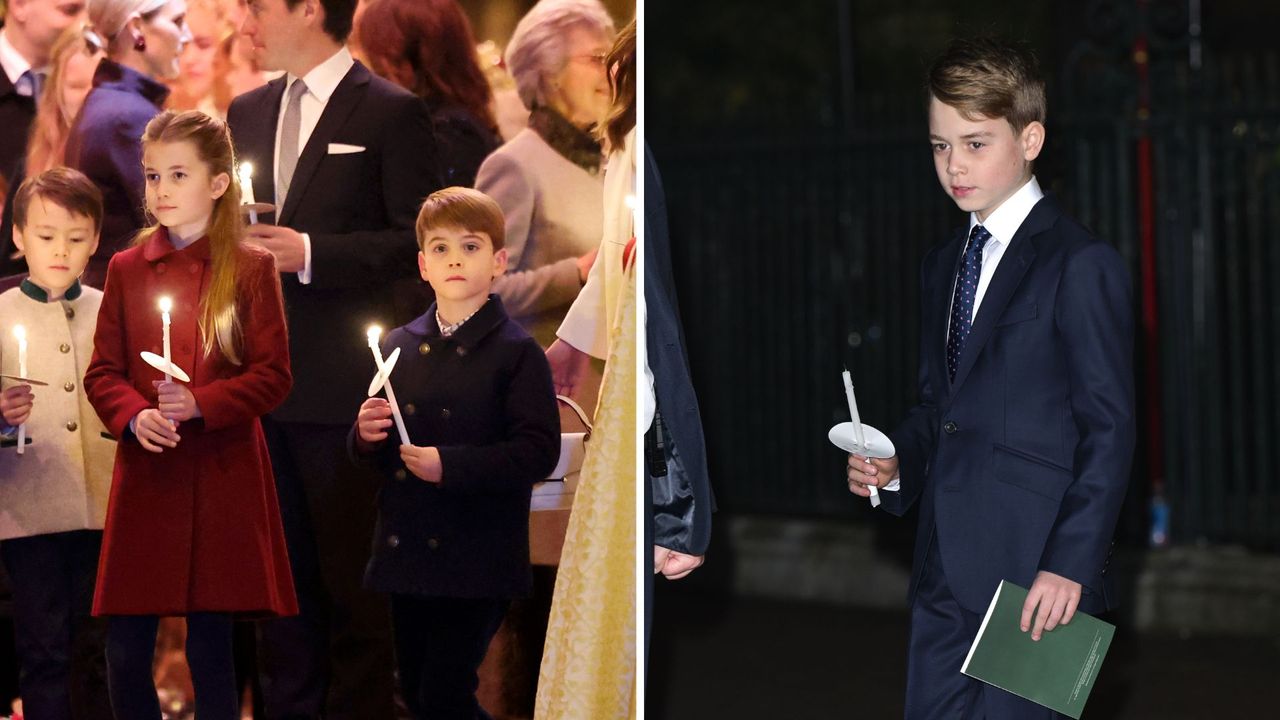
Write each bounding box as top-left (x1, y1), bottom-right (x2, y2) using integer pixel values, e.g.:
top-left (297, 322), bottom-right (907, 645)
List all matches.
top-left (842, 368), bottom-right (877, 506)
top-left (238, 162), bottom-right (257, 224)
top-left (158, 297), bottom-right (172, 383)
top-left (367, 326), bottom-right (410, 446)
top-left (13, 325), bottom-right (26, 454)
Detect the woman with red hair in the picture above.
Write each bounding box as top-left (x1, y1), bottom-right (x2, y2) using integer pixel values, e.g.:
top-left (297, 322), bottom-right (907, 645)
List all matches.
top-left (357, 0), bottom-right (500, 188)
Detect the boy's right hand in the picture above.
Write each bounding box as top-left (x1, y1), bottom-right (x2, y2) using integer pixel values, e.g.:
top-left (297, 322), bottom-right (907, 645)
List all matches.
top-left (357, 398), bottom-right (394, 445)
top-left (847, 453), bottom-right (899, 497)
top-left (1, 384), bottom-right (34, 427)
top-left (134, 408), bottom-right (180, 453)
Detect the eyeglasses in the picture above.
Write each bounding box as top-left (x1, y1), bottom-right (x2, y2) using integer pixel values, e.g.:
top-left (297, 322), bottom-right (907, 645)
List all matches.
top-left (570, 53), bottom-right (608, 67)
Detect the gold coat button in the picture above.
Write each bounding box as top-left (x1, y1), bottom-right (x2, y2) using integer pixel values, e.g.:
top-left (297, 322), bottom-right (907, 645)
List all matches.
top-left (387, 535), bottom-right (400, 548)
top-left (455, 346), bottom-right (467, 357)
top-left (189, 264), bottom-right (199, 274)
top-left (65, 421), bottom-right (78, 432)
top-left (440, 408), bottom-right (451, 420)
top-left (419, 343), bottom-right (430, 355)
top-left (59, 343), bottom-right (71, 353)
top-left (64, 381), bottom-right (75, 392)
top-left (404, 404), bottom-right (416, 416)
top-left (64, 307), bottom-right (75, 320)
top-left (394, 468), bottom-right (407, 481)
top-left (427, 538), bottom-right (440, 550)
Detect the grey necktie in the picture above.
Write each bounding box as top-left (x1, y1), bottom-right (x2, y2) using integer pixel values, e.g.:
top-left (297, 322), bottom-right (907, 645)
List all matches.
top-left (15, 69), bottom-right (40, 98)
top-left (277, 79), bottom-right (308, 204)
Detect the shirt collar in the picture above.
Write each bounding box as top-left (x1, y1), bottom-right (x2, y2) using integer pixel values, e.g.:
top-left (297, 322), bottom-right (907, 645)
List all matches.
top-left (0, 27), bottom-right (32, 86)
top-left (142, 225), bottom-right (212, 262)
top-left (969, 176), bottom-right (1045, 247)
top-left (287, 46), bottom-right (354, 105)
top-left (406, 294), bottom-right (509, 349)
top-left (20, 278), bottom-right (83, 303)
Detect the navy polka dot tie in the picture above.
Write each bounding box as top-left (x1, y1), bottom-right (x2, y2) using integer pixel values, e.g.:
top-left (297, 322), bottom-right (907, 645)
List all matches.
top-left (946, 224), bottom-right (990, 381)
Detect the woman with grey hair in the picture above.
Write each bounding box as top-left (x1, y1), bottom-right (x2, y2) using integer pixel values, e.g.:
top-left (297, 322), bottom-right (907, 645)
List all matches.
top-left (476, 0), bottom-right (615, 349)
top-left (64, 0), bottom-right (189, 287)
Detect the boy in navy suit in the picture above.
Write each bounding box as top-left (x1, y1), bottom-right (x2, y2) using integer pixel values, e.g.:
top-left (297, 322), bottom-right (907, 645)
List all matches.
top-left (351, 187), bottom-right (559, 720)
top-left (846, 38), bottom-right (1135, 719)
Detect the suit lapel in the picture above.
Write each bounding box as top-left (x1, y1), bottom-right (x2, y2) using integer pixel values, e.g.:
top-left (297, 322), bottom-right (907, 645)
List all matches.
top-left (237, 77), bottom-right (285, 224)
top-left (278, 63), bottom-right (370, 226)
top-left (948, 197), bottom-right (1059, 393)
top-left (929, 228), bottom-right (966, 397)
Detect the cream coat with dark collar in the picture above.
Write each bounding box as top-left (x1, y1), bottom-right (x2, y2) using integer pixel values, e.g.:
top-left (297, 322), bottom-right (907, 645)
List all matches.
top-left (0, 284), bottom-right (114, 539)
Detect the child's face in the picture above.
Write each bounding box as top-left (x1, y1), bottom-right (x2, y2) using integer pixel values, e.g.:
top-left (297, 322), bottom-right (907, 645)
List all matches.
top-left (143, 139), bottom-right (230, 240)
top-left (928, 96), bottom-right (1044, 222)
top-left (13, 197), bottom-right (99, 296)
top-left (417, 227), bottom-right (508, 306)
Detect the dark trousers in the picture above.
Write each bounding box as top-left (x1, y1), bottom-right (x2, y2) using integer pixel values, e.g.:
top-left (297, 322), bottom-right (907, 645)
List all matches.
top-left (257, 418), bottom-right (395, 720)
top-left (0, 530), bottom-right (111, 720)
top-left (905, 535), bottom-right (1064, 720)
top-left (106, 613), bottom-right (237, 720)
top-left (391, 595), bottom-right (507, 720)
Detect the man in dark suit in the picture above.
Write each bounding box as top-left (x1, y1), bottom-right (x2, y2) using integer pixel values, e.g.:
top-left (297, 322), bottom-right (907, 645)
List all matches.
top-left (847, 39), bottom-right (1134, 719)
top-left (225, 1), bottom-right (440, 717)
top-left (644, 144), bottom-right (713, 656)
top-left (1, 0), bottom-right (86, 185)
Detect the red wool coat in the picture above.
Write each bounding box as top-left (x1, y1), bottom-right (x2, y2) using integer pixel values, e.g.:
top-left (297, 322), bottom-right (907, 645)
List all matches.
top-left (84, 228), bottom-right (297, 617)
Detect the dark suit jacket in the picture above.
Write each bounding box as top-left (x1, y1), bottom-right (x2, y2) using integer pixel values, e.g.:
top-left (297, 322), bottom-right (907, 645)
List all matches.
top-left (0, 62), bottom-right (35, 188)
top-left (883, 196), bottom-right (1136, 615)
top-left (644, 145), bottom-right (713, 558)
top-left (348, 296), bottom-right (559, 598)
top-left (226, 60), bottom-right (441, 425)
top-left (65, 59), bottom-right (169, 285)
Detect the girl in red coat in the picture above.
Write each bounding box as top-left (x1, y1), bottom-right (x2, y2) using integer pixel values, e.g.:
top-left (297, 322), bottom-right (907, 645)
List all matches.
top-left (83, 110), bottom-right (297, 720)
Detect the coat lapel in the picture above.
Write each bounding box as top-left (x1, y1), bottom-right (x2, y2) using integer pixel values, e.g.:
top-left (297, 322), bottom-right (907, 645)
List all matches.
top-left (236, 77), bottom-right (285, 225)
top-left (929, 227), bottom-right (966, 397)
top-left (948, 197), bottom-right (1059, 393)
top-left (278, 63), bottom-right (370, 226)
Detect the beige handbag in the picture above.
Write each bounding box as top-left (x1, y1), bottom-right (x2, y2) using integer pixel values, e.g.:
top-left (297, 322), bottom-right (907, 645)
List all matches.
top-left (544, 395), bottom-right (593, 481)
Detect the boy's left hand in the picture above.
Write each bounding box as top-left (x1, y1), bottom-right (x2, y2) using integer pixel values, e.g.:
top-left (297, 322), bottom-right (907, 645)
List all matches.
top-left (154, 381), bottom-right (200, 423)
top-left (400, 445), bottom-right (443, 484)
top-left (1021, 570), bottom-right (1082, 641)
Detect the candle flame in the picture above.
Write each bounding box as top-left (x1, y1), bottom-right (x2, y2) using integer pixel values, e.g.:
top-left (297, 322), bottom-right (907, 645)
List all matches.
top-left (367, 325), bottom-right (382, 341)
top-left (239, 162), bottom-right (253, 179)
top-left (624, 193), bottom-right (637, 210)
top-left (12, 324), bottom-right (25, 341)
top-left (158, 297), bottom-right (172, 313)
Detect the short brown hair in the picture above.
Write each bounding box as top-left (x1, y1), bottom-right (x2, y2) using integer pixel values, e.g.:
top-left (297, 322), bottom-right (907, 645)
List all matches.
top-left (13, 167), bottom-right (104, 234)
top-left (416, 187), bottom-right (506, 251)
top-left (928, 37), bottom-right (1046, 134)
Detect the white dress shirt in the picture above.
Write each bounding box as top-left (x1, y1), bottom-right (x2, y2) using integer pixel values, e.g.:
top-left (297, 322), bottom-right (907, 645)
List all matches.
top-left (0, 27), bottom-right (33, 86)
top-left (949, 176), bottom-right (1045, 330)
top-left (274, 46), bottom-right (356, 284)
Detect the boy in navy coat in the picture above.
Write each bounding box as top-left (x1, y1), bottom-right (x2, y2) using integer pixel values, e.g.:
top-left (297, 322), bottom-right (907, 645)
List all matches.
top-left (350, 187), bottom-right (559, 720)
top-left (846, 38), bottom-right (1135, 719)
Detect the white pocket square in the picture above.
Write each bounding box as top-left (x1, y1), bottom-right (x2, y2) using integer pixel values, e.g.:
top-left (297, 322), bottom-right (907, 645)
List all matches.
top-left (327, 143), bottom-right (365, 154)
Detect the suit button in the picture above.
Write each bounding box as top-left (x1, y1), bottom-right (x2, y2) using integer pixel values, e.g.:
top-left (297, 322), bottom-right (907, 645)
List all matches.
top-left (59, 343), bottom-right (71, 354)
top-left (156, 262), bottom-right (166, 274)
top-left (394, 468), bottom-right (407, 481)
top-left (64, 307), bottom-right (75, 320)
top-left (404, 403), bottom-right (416, 416)
top-left (66, 421), bottom-right (78, 432)
top-left (455, 346), bottom-right (466, 357)
top-left (440, 408), bottom-right (451, 420)
top-left (427, 538), bottom-right (440, 550)
top-left (387, 535), bottom-right (400, 548)
top-left (419, 343), bottom-right (431, 355)
top-left (943, 421), bottom-right (958, 434)
top-left (64, 381), bottom-right (75, 392)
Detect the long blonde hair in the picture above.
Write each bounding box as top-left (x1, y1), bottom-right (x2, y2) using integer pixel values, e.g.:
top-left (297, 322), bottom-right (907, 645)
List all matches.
top-left (136, 110), bottom-right (245, 365)
top-left (26, 24), bottom-right (105, 174)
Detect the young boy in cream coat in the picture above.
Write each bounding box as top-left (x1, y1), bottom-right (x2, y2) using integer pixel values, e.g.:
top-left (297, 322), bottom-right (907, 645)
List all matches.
top-left (0, 167), bottom-right (114, 718)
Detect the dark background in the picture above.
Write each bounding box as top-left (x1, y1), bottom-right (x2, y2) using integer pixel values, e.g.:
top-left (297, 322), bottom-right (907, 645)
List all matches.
top-left (647, 0), bottom-right (1280, 717)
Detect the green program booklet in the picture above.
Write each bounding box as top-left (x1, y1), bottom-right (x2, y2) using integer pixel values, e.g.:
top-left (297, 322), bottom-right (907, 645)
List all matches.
top-left (961, 580), bottom-right (1114, 719)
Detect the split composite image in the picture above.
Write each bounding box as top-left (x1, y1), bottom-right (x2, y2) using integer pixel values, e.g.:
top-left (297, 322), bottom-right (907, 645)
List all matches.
top-left (0, 1), bottom-right (1278, 719)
